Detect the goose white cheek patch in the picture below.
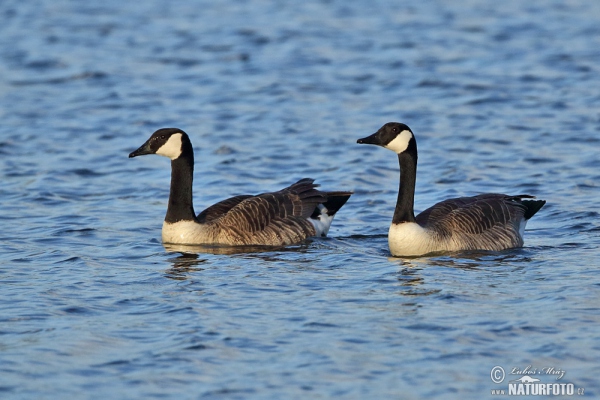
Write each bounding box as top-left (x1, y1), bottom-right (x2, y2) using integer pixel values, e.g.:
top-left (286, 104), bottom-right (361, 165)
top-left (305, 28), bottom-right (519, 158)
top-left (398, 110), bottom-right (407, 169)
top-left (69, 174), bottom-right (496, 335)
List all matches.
top-left (156, 133), bottom-right (183, 160)
top-left (385, 130), bottom-right (413, 153)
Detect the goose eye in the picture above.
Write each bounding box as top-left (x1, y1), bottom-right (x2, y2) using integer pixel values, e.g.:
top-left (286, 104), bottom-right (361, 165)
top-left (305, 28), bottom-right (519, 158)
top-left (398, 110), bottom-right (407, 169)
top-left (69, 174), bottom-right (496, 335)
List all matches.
top-left (392, 127), bottom-right (398, 134)
top-left (160, 135), bottom-right (166, 140)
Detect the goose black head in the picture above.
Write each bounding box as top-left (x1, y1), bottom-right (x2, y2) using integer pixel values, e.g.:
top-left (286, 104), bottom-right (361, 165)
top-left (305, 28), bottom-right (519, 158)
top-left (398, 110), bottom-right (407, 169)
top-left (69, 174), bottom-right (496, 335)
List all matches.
top-left (129, 128), bottom-right (190, 160)
top-left (357, 122), bottom-right (416, 154)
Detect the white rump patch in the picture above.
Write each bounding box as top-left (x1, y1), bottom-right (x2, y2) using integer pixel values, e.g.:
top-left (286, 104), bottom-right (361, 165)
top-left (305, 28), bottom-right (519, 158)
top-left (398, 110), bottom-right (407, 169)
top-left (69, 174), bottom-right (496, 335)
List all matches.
top-left (309, 205), bottom-right (335, 237)
top-left (518, 217), bottom-right (527, 239)
top-left (385, 130), bottom-right (413, 154)
top-left (156, 133), bottom-right (183, 160)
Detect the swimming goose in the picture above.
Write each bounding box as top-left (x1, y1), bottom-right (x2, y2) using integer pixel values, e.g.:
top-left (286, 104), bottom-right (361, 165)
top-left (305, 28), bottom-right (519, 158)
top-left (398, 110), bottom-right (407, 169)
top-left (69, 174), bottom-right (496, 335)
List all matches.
top-left (129, 128), bottom-right (352, 246)
top-left (357, 122), bottom-right (546, 256)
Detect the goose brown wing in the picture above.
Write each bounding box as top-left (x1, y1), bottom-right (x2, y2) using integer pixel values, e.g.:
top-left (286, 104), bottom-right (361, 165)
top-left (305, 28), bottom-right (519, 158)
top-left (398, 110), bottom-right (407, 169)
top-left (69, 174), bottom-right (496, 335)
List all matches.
top-left (416, 194), bottom-right (529, 249)
top-left (196, 195), bottom-right (253, 223)
top-left (208, 178), bottom-right (326, 245)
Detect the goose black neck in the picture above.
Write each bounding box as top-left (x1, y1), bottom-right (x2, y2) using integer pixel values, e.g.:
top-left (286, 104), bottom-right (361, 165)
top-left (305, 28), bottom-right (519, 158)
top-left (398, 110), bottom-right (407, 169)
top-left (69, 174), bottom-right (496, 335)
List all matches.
top-left (392, 147), bottom-right (417, 224)
top-left (165, 149), bottom-right (197, 224)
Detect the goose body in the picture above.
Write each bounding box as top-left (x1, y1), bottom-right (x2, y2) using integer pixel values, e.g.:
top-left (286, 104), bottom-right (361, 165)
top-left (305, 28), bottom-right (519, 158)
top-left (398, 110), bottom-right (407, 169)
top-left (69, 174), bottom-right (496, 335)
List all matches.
top-left (130, 128), bottom-right (352, 247)
top-left (358, 122), bottom-right (545, 257)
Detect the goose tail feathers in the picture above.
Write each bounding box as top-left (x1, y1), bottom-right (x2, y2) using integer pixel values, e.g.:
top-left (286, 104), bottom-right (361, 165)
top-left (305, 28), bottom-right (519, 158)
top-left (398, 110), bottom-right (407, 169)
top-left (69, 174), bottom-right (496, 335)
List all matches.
top-left (507, 195), bottom-right (546, 220)
top-left (521, 199), bottom-right (546, 220)
top-left (309, 191), bottom-right (353, 237)
top-left (318, 192), bottom-right (353, 216)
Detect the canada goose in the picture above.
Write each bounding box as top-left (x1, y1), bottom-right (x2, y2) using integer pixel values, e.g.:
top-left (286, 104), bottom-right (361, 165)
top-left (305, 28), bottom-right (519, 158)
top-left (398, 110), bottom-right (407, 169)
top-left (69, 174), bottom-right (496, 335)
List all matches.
top-left (129, 128), bottom-right (352, 246)
top-left (357, 122), bottom-right (546, 256)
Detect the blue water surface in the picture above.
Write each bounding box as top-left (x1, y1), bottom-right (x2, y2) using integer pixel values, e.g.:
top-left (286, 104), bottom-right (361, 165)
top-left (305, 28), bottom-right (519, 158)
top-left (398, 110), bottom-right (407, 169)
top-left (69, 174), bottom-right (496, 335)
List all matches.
top-left (1, 0), bottom-right (599, 398)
